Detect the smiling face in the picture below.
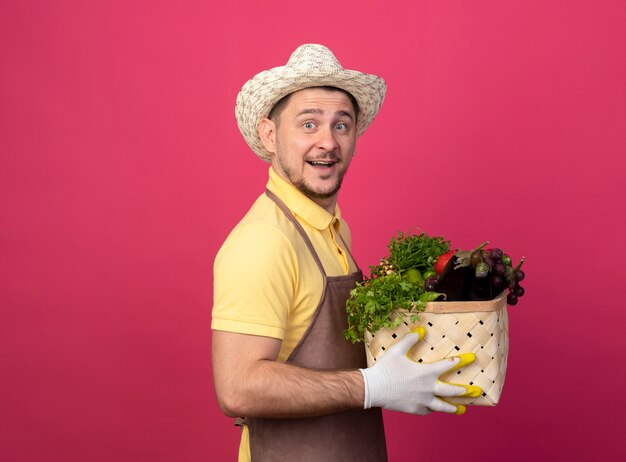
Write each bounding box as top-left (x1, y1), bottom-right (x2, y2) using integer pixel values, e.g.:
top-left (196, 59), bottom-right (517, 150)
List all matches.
top-left (258, 87), bottom-right (358, 213)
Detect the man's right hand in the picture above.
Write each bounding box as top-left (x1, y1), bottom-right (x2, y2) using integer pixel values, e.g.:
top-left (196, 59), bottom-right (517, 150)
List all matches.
top-left (360, 327), bottom-right (482, 415)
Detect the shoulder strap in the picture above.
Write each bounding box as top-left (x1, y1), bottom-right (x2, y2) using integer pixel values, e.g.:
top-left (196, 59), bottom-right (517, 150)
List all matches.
top-left (265, 189), bottom-right (327, 277)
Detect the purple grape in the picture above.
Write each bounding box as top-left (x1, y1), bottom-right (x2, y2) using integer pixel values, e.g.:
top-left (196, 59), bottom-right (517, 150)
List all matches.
top-left (490, 248), bottom-right (504, 261)
top-left (491, 274), bottom-right (506, 290)
top-left (484, 256), bottom-right (494, 268)
top-left (515, 269), bottom-right (525, 282)
top-left (494, 262), bottom-right (507, 275)
top-left (515, 285), bottom-right (525, 297)
top-left (507, 292), bottom-right (518, 305)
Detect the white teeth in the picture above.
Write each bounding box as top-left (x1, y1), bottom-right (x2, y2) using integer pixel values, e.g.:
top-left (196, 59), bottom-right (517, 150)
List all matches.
top-left (309, 161), bottom-right (334, 166)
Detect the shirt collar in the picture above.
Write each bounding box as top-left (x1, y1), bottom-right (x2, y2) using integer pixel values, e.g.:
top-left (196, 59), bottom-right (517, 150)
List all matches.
top-left (266, 167), bottom-right (342, 230)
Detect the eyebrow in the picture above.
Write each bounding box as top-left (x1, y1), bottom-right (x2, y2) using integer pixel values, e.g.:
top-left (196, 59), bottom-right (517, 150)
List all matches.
top-left (296, 108), bottom-right (354, 120)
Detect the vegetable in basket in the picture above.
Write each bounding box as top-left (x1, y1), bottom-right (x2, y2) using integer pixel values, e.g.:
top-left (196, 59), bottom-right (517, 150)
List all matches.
top-left (344, 230), bottom-right (526, 343)
top-left (345, 231), bottom-right (450, 343)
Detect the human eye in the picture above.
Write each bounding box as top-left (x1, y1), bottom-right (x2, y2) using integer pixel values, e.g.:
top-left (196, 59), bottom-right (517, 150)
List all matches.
top-left (335, 121), bottom-right (353, 131)
top-left (303, 121), bottom-right (315, 129)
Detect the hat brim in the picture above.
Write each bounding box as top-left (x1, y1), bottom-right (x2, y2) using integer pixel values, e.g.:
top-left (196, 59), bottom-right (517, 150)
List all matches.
top-left (235, 64), bottom-right (386, 162)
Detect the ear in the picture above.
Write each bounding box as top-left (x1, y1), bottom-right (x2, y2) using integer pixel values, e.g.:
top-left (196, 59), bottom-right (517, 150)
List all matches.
top-left (258, 118), bottom-right (277, 154)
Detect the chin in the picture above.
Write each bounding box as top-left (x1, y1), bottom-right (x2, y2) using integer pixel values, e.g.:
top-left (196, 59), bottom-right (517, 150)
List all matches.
top-left (302, 184), bottom-right (341, 200)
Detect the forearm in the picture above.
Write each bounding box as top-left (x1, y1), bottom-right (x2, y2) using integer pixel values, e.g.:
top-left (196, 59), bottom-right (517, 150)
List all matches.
top-left (217, 359), bottom-right (364, 418)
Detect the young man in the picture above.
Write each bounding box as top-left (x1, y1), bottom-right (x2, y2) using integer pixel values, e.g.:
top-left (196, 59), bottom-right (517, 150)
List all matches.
top-left (212, 44), bottom-right (480, 462)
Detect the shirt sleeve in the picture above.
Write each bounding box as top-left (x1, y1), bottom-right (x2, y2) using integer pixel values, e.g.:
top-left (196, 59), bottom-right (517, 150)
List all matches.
top-left (211, 221), bottom-right (297, 340)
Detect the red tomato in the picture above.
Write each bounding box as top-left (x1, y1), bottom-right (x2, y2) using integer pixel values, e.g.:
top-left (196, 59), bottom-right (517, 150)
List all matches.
top-left (434, 251), bottom-right (455, 274)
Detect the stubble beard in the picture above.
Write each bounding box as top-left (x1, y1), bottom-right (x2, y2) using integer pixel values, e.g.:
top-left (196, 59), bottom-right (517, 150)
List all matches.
top-left (275, 152), bottom-right (347, 200)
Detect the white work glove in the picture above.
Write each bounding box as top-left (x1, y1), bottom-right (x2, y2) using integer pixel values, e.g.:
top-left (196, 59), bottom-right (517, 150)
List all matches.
top-left (360, 327), bottom-right (481, 415)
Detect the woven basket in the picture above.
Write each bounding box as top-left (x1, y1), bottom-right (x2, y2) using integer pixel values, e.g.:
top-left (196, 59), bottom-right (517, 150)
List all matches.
top-left (364, 291), bottom-right (509, 406)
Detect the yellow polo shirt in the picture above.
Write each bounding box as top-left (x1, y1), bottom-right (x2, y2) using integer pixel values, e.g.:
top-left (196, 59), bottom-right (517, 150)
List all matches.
top-left (212, 167), bottom-right (357, 359)
top-left (211, 167), bottom-right (358, 461)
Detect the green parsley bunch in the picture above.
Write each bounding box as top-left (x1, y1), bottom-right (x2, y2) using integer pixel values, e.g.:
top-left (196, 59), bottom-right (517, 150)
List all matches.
top-left (344, 231), bottom-right (450, 343)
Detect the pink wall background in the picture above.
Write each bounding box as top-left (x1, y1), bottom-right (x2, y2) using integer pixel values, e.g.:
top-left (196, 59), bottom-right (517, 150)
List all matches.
top-left (2, 1), bottom-right (625, 460)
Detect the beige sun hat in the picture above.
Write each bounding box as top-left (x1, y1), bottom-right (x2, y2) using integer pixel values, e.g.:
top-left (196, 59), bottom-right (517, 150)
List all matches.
top-left (235, 44), bottom-right (387, 162)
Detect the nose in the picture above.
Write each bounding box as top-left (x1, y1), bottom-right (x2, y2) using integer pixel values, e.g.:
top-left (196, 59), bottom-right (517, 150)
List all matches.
top-left (316, 125), bottom-right (338, 152)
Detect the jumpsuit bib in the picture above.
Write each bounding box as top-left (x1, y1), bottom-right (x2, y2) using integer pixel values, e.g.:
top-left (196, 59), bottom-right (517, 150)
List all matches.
top-left (246, 190), bottom-right (387, 462)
